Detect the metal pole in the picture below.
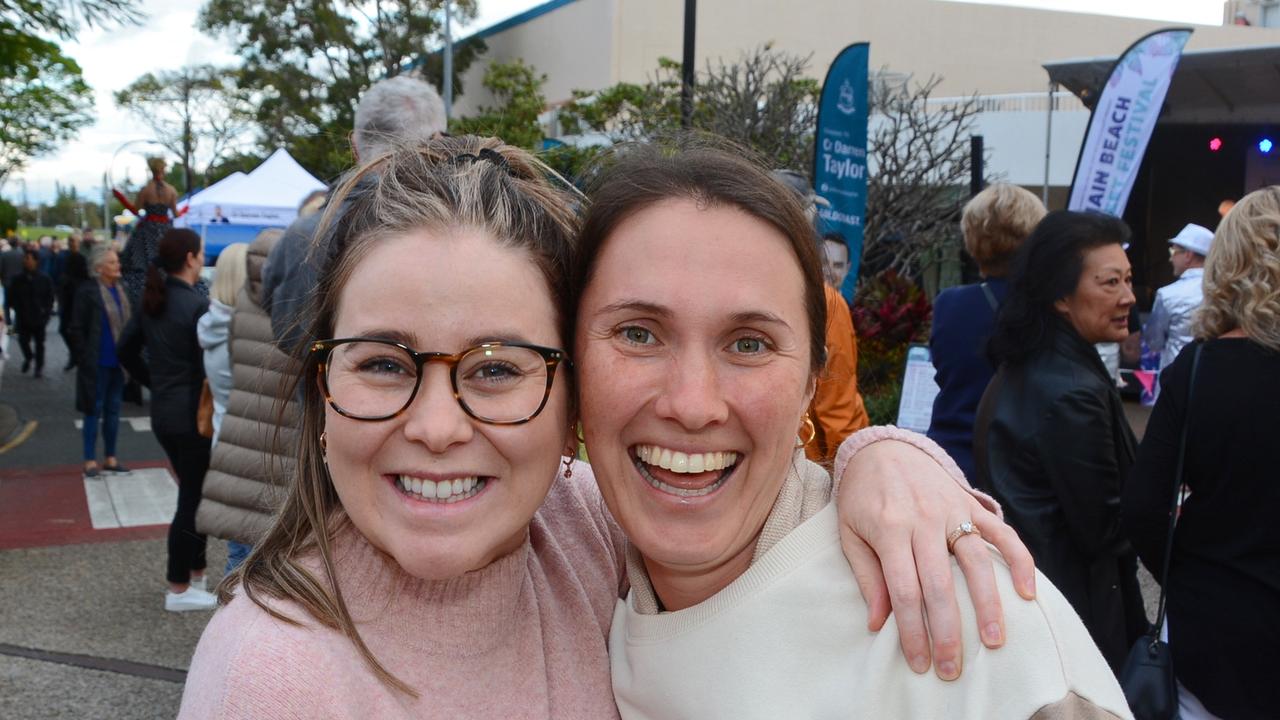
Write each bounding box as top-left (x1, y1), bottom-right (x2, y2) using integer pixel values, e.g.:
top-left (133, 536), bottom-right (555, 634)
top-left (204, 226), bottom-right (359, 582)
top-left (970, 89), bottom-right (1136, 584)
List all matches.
top-left (680, 0), bottom-right (696, 128)
top-left (1043, 80), bottom-right (1056, 206)
top-left (443, 1), bottom-right (453, 121)
top-left (969, 135), bottom-right (984, 197)
top-left (102, 172), bottom-right (109, 229)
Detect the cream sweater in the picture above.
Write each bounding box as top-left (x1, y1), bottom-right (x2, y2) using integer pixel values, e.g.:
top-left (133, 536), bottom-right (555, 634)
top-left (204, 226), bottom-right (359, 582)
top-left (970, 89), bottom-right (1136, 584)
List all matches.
top-left (612, 455), bottom-right (1133, 719)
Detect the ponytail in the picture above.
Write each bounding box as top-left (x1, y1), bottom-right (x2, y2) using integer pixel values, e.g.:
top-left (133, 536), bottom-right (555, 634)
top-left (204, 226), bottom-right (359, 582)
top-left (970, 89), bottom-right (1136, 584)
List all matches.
top-left (142, 228), bottom-right (202, 317)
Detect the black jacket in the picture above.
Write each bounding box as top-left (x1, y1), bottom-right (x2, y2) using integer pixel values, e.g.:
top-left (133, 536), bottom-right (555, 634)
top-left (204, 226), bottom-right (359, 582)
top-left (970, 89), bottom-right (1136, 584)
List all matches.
top-left (8, 269), bottom-right (55, 330)
top-left (974, 323), bottom-right (1146, 671)
top-left (119, 277), bottom-right (209, 435)
top-left (67, 280), bottom-right (128, 414)
top-left (1123, 339), bottom-right (1280, 718)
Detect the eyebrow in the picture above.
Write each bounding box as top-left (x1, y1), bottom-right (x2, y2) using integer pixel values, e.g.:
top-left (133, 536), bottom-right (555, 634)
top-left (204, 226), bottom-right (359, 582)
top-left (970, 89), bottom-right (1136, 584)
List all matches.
top-left (593, 299), bottom-right (672, 318)
top-left (731, 310), bottom-right (792, 329)
top-left (594, 300), bottom-right (792, 329)
top-left (348, 329), bottom-right (536, 350)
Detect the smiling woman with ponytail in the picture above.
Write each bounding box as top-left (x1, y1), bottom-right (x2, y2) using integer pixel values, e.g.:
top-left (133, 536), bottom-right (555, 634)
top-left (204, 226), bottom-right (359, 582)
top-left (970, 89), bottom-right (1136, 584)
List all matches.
top-left (119, 228), bottom-right (218, 612)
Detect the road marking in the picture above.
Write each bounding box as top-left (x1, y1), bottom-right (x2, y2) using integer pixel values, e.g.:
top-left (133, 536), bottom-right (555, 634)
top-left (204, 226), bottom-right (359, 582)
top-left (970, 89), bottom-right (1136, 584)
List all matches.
top-left (0, 643), bottom-right (186, 684)
top-left (73, 417), bottom-right (152, 432)
top-left (84, 468), bottom-right (177, 529)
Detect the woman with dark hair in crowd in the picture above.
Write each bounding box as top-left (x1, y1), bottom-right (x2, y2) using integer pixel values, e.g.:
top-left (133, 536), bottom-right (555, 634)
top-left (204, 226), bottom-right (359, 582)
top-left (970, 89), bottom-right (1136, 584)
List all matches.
top-left (119, 228), bottom-right (216, 612)
top-left (974, 211), bottom-right (1147, 673)
top-left (58, 234), bottom-right (91, 371)
top-left (1123, 186), bottom-right (1280, 719)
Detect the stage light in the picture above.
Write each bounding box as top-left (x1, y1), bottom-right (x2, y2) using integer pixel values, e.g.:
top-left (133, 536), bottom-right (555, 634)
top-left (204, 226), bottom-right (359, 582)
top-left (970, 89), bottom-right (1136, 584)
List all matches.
top-left (1208, 137), bottom-right (1223, 152)
top-left (1260, 138), bottom-right (1275, 154)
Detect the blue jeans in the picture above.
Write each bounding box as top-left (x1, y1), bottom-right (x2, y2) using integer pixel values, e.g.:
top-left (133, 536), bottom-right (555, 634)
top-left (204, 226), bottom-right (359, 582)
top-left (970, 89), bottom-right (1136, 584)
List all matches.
top-left (83, 365), bottom-right (125, 461)
top-left (225, 541), bottom-right (252, 574)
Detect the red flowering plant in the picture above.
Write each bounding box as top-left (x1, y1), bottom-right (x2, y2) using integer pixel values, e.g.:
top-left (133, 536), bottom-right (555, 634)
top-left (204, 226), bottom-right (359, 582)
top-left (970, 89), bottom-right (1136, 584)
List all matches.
top-left (851, 269), bottom-right (933, 424)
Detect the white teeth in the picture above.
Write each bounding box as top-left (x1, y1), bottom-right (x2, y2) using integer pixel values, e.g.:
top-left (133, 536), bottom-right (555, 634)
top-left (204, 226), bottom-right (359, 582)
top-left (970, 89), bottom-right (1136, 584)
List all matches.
top-left (634, 445), bottom-right (739, 474)
top-left (635, 462), bottom-right (725, 498)
top-left (688, 453), bottom-right (704, 473)
top-left (396, 475), bottom-right (485, 503)
top-left (671, 452), bottom-right (689, 472)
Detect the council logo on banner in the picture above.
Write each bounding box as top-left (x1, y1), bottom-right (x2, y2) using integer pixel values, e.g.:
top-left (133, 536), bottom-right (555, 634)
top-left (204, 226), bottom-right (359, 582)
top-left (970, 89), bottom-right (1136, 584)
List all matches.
top-left (837, 80), bottom-right (857, 115)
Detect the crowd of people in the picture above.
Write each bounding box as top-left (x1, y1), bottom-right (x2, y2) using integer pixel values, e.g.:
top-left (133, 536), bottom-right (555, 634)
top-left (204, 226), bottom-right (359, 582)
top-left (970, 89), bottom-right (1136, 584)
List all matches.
top-left (0, 70), bottom-right (1275, 720)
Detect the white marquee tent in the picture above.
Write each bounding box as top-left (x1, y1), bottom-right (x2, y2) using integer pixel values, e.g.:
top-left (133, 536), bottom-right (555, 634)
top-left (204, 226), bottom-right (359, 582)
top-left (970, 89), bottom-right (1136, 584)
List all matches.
top-left (180, 149), bottom-right (326, 228)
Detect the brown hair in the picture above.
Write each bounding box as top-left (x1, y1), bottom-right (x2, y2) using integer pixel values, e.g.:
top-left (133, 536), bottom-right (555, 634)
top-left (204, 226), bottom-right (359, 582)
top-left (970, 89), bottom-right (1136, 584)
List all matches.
top-left (961, 183), bottom-right (1046, 278)
top-left (572, 136), bottom-right (828, 376)
top-left (1196, 185), bottom-right (1280, 351)
top-left (226, 136), bottom-right (581, 696)
top-left (142, 228), bottom-right (201, 317)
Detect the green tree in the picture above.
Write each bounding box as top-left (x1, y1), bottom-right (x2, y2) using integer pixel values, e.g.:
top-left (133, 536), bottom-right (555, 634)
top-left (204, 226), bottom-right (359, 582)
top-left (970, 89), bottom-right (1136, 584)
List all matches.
top-left (0, 0), bottom-right (141, 188)
top-left (0, 0), bottom-right (141, 41)
top-left (0, 37), bottom-right (94, 187)
top-left (204, 151), bottom-right (266, 186)
top-left (559, 45), bottom-right (820, 172)
top-left (450, 59), bottom-right (547, 150)
top-left (115, 65), bottom-right (255, 193)
top-left (199, 0), bottom-right (485, 180)
top-left (0, 197), bottom-right (17, 233)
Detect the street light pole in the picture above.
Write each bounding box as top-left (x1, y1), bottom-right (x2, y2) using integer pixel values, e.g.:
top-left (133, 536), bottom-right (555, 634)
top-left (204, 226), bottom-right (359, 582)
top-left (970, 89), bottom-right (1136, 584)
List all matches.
top-left (443, 1), bottom-right (453, 121)
top-left (680, 0), bottom-right (696, 128)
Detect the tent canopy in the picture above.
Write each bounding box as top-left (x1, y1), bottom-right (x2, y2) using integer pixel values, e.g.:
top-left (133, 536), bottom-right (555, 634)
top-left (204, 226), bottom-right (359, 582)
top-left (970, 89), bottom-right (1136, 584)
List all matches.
top-left (183, 148), bottom-right (326, 226)
top-left (1044, 43), bottom-right (1280, 125)
top-left (183, 171), bottom-right (246, 210)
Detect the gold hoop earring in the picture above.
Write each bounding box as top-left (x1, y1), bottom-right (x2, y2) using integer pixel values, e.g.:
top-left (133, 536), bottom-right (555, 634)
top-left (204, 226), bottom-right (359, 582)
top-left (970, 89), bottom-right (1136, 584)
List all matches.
top-left (320, 431), bottom-right (327, 454)
top-left (796, 414), bottom-right (817, 448)
top-left (562, 455), bottom-right (573, 479)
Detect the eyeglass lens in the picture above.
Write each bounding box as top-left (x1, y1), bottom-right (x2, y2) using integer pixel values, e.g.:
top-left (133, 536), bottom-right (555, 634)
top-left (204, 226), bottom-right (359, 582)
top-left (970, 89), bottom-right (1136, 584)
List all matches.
top-left (325, 341), bottom-right (551, 422)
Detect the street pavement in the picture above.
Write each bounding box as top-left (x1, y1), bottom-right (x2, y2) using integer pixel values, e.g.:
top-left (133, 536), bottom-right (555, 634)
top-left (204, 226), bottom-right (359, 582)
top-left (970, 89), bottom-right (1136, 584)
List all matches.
top-left (1, 324), bottom-right (227, 719)
top-left (0, 317), bottom-right (1161, 719)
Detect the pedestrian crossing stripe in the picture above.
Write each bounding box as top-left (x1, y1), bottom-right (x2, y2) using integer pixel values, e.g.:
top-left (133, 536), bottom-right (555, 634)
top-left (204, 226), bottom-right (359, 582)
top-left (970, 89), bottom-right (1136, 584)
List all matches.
top-left (73, 417), bottom-right (152, 432)
top-left (83, 467), bottom-right (177, 529)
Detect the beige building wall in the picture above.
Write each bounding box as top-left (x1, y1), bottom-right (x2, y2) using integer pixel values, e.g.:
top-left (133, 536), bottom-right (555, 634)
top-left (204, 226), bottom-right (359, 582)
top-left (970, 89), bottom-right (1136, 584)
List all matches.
top-left (454, 0), bottom-right (1280, 111)
top-left (452, 0), bottom-right (618, 117)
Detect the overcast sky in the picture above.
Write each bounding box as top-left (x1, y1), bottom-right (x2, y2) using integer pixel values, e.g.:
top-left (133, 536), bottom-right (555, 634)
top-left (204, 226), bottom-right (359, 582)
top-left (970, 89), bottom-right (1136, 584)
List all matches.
top-left (8, 0), bottom-right (1229, 206)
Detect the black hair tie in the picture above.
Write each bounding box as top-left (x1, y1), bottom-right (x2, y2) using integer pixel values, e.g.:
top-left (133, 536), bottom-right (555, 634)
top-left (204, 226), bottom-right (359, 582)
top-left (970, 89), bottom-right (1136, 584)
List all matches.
top-left (452, 148), bottom-right (512, 174)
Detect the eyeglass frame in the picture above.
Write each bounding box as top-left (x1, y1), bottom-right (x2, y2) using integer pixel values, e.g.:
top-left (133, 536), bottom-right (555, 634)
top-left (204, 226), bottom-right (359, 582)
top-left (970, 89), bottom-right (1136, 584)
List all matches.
top-left (311, 338), bottom-right (570, 425)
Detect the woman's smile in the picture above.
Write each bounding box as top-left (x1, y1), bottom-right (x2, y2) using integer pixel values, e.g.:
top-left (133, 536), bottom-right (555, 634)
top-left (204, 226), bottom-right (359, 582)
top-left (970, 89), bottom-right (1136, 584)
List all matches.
top-left (631, 445), bottom-right (740, 498)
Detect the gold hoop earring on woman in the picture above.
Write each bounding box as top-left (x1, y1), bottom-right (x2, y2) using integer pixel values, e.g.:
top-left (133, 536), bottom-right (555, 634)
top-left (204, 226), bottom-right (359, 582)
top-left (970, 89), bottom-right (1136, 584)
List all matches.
top-left (796, 414), bottom-right (817, 447)
top-left (320, 431), bottom-right (327, 454)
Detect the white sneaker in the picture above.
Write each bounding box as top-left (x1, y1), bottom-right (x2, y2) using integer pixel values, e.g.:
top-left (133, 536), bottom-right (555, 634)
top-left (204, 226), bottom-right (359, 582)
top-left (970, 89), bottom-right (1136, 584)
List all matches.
top-left (165, 587), bottom-right (218, 612)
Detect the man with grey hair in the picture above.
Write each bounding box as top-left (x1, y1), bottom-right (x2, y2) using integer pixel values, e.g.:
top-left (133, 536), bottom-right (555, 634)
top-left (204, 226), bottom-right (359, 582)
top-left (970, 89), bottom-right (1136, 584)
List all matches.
top-left (262, 75), bottom-right (446, 355)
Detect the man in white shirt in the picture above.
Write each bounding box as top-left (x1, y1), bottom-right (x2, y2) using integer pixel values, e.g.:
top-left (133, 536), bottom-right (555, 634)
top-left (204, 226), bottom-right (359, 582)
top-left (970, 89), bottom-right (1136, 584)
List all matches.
top-left (1145, 223), bottom-right (1213, 373)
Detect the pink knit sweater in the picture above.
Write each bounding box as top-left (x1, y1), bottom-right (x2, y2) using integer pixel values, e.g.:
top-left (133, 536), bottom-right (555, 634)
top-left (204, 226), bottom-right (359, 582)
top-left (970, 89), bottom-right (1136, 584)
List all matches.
top-left (179, 428), bottom-right (984, 717)
top-left (178, 466), bottom-right (626, 719)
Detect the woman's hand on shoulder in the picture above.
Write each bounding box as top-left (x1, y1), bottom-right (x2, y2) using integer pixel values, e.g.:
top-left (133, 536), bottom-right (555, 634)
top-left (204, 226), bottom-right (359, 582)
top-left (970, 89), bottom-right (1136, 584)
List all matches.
top-left (834, 430), bottom-right (1036, 680)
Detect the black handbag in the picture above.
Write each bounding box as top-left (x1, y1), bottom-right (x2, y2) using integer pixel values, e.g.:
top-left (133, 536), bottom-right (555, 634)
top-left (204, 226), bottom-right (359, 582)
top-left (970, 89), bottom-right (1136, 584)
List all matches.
top-left (1118, 343), bottom-right (1202, 720)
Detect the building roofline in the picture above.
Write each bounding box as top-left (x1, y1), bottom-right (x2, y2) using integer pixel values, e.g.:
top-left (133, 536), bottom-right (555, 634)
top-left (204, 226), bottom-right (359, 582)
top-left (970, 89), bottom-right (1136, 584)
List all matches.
top-left (460, 0), bottom-right (580, 44)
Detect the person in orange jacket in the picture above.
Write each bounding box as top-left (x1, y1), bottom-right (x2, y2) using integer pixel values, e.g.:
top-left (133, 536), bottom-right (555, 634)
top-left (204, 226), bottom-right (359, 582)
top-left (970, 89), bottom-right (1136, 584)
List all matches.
top-left (769, 170), bottom-right (870, 462)
top-left (807, 284), bottom-right (870, 462)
